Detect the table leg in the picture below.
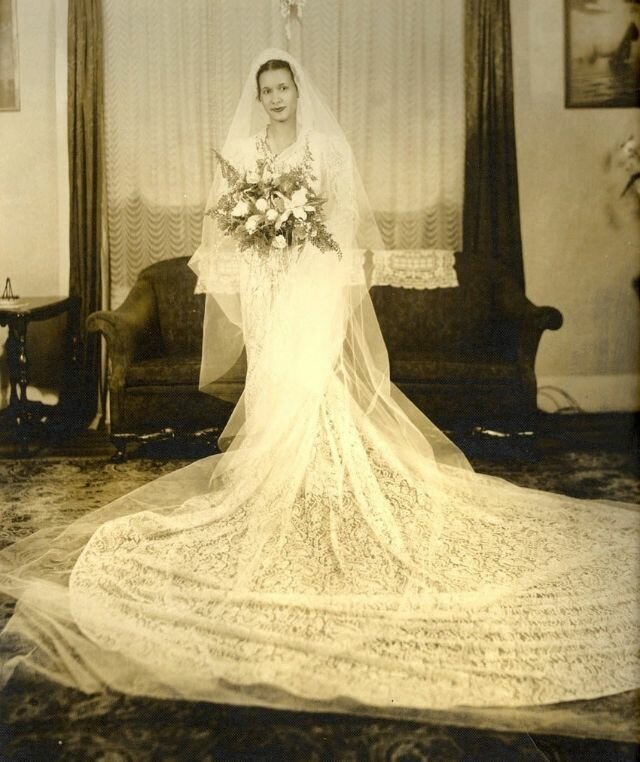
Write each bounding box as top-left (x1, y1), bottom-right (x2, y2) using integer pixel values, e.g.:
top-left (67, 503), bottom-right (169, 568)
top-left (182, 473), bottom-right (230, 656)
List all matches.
top-left (8, 317), bottom-right (30, 456)
top-left (5, 322), bottom-right (19, 407)
top-left (60, 297), bottom-right (81, 414)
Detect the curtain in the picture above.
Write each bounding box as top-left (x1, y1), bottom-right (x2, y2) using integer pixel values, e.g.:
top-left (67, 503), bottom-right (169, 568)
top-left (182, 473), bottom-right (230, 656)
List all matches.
top-left (68, 0), bottom-right (106, 421)
top-left (292, 0), bottom-right (465, 253)
top-left (101, 0), bottom-right (465, 307)
top-left (463, 0), bottom-right (525, 288)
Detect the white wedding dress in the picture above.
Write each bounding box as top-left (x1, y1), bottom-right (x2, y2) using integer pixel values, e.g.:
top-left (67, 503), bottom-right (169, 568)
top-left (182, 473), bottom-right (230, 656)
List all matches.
top-left (1, 52), bottom-right (639, 713)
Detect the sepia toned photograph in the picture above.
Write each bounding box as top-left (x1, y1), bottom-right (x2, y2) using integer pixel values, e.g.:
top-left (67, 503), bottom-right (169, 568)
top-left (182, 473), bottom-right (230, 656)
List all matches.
top-left (0, 0), bottom-right (20, 111)
top-left (565, 0), bottom-right (640, 108)
top-left (0, 1), bottom-right (639, 759)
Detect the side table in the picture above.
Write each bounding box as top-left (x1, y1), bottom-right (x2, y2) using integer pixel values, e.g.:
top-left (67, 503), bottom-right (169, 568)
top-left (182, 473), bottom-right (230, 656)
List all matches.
top-left (0, 296), bottom-right (80, 456)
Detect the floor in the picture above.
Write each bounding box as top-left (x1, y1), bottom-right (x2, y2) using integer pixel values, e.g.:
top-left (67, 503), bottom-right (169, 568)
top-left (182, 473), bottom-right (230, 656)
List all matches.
top-left (0, 411), bottom-right (638, 760)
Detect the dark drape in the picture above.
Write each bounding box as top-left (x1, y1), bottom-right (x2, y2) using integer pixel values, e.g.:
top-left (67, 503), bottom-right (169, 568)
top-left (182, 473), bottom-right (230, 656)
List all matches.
top-left (68, 0), bottom-right (105, 421)
top-left (463, 0), bottom-right (525, 289)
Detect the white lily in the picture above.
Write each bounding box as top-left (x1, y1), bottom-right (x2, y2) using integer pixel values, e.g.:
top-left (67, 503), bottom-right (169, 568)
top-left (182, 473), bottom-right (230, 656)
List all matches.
top-left (275, 188), bottom-right (316, 230)
top-left (255, 198), bottom-right (268, 213)
top-left (245, 215), bottom-right (261, 234)
top-left (291, 188), bottom-right (308, 206)
top-left (272, 235), bottom-right (287, 249)
top-left (231, 199), bottom-right (249, 217)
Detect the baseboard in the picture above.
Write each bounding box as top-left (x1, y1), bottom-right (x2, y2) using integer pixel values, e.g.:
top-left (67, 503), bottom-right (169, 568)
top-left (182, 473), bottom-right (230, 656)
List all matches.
top-left (537, 374), bottom-right (640, 413)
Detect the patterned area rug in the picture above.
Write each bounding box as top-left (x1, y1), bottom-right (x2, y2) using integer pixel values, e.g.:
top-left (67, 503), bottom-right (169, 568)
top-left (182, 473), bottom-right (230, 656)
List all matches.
top-left (0, 449), bottom-right (638, 761)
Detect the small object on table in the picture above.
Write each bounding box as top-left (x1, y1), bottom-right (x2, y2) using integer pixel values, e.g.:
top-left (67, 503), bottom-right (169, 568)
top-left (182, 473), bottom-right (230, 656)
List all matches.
top-left (0, 277), bottom-right (28, 309)
top-left (0, 296), bottom-right (80, 456)
top-left (2, 277), bottom-right (18, 299)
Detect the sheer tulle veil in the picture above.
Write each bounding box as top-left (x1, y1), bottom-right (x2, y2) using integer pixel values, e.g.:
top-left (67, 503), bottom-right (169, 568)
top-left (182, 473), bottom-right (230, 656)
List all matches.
top-left (188, 47), bottom-right (471, 470)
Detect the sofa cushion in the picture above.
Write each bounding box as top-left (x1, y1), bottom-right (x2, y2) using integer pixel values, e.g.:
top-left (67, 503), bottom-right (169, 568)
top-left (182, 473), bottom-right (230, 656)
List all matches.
top-left (127, 353), bottom-right (246, 387)
top-left (120, 385), bottom-right (236, 432)
top-left (390, 357), bottom-right (519, 383)
top-left (126, 353), bottom-right (516, 388)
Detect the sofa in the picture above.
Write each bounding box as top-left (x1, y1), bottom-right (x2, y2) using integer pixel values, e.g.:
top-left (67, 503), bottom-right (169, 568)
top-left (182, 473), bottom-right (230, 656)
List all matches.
top-left (87, 254), bottom-right (562, 459)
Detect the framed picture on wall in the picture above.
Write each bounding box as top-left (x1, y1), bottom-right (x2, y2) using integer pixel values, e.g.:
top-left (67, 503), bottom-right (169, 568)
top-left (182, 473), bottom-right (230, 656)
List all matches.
top-left (0, 0), bottom-right (20, 112)
top-left (565, 0), bottom-right (640, 108)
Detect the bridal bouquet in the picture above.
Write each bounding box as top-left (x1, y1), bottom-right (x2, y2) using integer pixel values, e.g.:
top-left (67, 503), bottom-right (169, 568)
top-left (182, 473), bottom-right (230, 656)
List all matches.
top-left (206, 144), bottom-right (342, 259)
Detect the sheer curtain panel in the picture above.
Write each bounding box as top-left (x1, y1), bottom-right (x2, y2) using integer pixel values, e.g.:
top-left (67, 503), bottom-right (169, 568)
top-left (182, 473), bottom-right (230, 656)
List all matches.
top-left (102, 0), bottom-right (464, 306)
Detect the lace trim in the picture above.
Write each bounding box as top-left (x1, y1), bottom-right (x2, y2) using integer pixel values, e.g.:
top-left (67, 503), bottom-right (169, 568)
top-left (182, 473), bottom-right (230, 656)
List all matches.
top-left (370, 249), bottom-right (458, 290)
top-left (196, 249), bottom-right (459, 295)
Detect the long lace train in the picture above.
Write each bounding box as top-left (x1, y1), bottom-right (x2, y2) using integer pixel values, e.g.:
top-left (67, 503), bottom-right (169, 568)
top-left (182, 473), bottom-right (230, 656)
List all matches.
top-left (1, 127), bottom-right (638, 713)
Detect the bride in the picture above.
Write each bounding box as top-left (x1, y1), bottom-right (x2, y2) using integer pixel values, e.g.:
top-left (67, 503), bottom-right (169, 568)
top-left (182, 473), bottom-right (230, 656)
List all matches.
top-left (1, 49), bottom-right (638, 713)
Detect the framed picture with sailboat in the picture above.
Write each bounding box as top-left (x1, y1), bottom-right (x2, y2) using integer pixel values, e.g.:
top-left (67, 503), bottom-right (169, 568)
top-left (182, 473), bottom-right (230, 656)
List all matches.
top-left (565, 0), bottom-right (640, 108)
top-left (0, 0), bottom-right (20, 111)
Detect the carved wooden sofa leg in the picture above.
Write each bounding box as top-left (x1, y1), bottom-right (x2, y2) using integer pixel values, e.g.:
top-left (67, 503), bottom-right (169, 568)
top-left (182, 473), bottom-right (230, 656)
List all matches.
top-left (110, 428), bottom-right (177, 462)
top-left (110, 434), bottom-right (129, 463)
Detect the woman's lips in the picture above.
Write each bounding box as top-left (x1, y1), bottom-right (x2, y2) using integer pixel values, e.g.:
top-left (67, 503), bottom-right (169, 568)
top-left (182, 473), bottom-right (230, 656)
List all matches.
top-left (272, 106), bottom-right (285, 112)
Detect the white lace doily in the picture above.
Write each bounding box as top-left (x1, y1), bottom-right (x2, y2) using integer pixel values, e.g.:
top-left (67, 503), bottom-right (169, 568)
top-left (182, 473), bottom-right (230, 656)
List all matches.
top-left (370, 249), bottom-right (458, 290)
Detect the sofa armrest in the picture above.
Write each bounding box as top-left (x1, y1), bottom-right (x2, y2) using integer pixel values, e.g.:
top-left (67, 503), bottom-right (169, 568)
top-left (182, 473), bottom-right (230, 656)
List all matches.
top-left (499, 290), bottom-right (563, 333)
top-left (493, 268), bottom-right (563, 368)
top-left (86, 278), bottom-right (159, 383)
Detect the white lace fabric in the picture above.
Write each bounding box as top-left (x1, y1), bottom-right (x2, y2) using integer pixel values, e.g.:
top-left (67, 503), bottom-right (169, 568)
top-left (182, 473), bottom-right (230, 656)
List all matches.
top-left (3, 204), bottom-right (639, 709)
top-left (7, 335), bottom-right (637, 709)
top-left (1, 52), bottom-right (639, 713)
top-left (370, 249), bottom-right (459, 289)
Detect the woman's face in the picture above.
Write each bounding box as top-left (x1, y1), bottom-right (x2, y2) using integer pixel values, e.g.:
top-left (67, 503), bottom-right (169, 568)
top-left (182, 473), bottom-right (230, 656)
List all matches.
top-left (258, 68), bottom-right (298, 125)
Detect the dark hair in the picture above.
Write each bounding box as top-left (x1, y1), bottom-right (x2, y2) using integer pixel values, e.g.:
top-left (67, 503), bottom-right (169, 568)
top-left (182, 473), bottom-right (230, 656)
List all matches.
top-left (255, 59), bottom-right (298, 99)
